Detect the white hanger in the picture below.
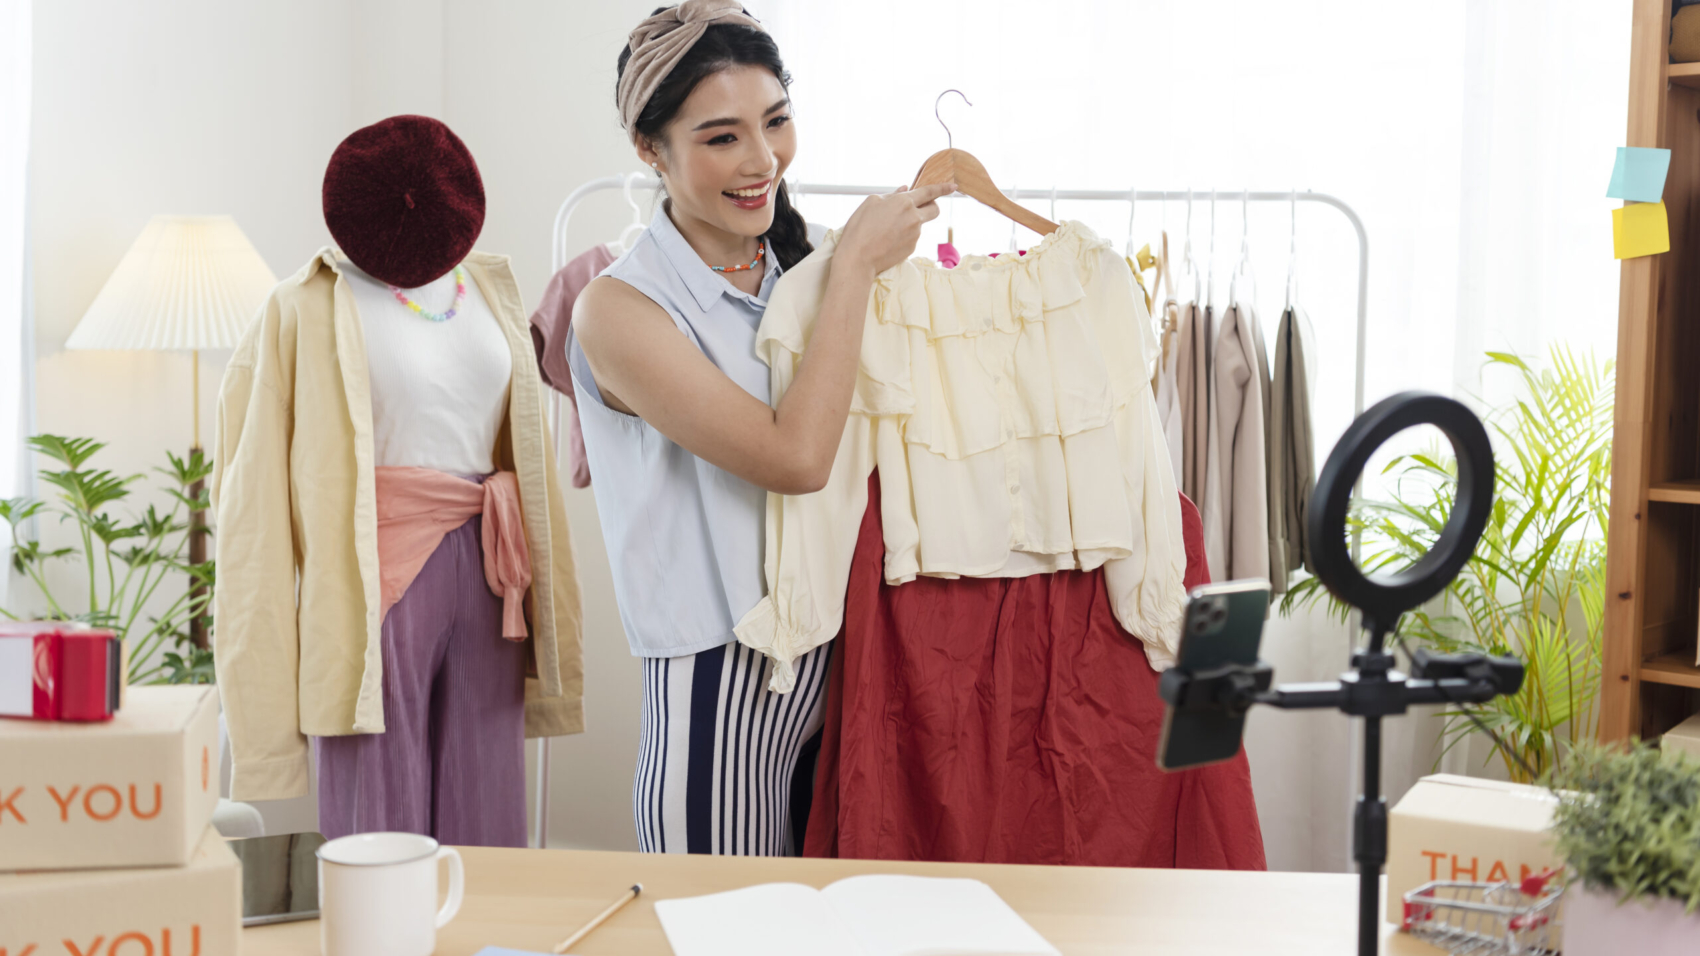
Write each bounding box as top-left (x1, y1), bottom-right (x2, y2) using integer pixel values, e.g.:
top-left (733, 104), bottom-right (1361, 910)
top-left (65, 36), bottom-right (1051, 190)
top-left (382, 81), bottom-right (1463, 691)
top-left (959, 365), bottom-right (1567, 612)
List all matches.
top-left (1125, 185), bottom-right (1137, 259)
top-left (1206, 189), bottom-right (1217, 311)
top-left (1161, 191), bottom-right (1175, 304)
top-left (1285, 187), bottom-right (1299, 312)
top-left (1183, 188), bottom-right (1200, 305)
top-left (1230, 188), bottom-right (1254, 309)
top-left (611, 171), bottom-right (648, 254)
top-left (1049, 185), bottom-right (1059, 227)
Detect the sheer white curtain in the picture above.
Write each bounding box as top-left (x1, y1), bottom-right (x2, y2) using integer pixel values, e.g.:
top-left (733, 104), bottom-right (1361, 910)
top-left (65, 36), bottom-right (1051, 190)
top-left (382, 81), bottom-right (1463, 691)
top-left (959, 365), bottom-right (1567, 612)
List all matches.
top-left (764, 0), bottom-right (1629, 871)
top-left (0, 0), bottom-right (31, 610)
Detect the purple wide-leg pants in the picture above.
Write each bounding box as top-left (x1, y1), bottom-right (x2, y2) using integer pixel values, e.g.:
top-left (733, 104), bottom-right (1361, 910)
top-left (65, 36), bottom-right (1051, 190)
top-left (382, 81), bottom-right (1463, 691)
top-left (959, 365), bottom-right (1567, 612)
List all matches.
top-left (313, 512), bottom-right (528, 847)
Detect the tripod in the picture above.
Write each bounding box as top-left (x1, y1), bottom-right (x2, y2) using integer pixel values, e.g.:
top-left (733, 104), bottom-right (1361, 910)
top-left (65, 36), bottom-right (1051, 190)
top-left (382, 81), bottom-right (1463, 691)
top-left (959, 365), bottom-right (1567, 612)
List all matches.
top-left (1158, 391), bottom-right (1523, 956)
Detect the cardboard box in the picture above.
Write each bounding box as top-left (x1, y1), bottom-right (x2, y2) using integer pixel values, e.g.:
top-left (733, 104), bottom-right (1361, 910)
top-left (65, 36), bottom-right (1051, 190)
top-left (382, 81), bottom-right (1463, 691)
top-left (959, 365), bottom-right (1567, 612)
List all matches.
top-left (0, 824), bottom-right (240, 956)
top-left (1385, 773), bottom-right (1561, 924)
top-left (1661, 712), bottom-right (1700, 760)
top-left (0, 686), bottom-right (219, 871)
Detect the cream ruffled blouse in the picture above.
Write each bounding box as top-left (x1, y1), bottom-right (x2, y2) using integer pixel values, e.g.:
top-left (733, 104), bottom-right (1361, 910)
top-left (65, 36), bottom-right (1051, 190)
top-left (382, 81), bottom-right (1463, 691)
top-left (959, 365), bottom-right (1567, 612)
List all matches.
top-left (734, 221), bottom-right (1188, 691)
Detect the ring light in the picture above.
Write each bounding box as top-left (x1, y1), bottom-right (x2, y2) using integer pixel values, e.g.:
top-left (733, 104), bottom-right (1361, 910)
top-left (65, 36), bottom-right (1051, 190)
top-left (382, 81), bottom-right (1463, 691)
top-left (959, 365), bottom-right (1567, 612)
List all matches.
top-left (1306, 391), bottom-right (1495, 636)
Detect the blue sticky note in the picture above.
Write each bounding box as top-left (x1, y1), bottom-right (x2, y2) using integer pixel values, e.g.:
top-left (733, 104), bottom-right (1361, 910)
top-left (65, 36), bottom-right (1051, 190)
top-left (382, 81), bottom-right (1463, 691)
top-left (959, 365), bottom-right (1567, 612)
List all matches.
top-left (1607, 147), bottom-right (1671, 203)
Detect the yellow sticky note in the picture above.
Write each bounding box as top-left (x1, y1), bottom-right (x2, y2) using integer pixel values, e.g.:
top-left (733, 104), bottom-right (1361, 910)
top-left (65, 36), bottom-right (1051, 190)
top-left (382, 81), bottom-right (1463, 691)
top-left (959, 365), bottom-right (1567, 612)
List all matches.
top-left (1613, 201), bottom-right (1670, 259)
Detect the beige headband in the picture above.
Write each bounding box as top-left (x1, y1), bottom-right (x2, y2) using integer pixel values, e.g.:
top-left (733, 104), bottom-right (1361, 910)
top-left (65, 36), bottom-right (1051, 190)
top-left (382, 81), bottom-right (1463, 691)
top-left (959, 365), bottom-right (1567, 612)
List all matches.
top-left (618, 1), bottom-right (767, 143)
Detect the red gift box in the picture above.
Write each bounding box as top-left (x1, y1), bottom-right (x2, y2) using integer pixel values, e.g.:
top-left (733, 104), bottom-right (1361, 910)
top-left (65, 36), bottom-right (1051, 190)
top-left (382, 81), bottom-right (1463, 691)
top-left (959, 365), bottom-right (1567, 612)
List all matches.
top-left (0, 623), bottom-right (122, 721)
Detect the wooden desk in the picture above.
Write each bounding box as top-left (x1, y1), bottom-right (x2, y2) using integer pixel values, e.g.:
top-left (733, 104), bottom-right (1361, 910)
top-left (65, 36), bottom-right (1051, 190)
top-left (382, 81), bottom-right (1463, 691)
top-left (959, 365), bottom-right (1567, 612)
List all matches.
top-left (243, 848), bottom-right (1443, 955)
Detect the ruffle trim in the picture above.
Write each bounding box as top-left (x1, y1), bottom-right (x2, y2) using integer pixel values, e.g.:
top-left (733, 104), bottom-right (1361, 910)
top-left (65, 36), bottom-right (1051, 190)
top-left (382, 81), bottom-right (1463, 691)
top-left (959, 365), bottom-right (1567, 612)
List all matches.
top-left (1126, 566), bottom-right (1187, 671)
top-left (870, 220), bottom-right (1109, 340)
top-left (813, 221), bottom-right (1148, 461)
top-left (733, 594), bottom-right (827, 694)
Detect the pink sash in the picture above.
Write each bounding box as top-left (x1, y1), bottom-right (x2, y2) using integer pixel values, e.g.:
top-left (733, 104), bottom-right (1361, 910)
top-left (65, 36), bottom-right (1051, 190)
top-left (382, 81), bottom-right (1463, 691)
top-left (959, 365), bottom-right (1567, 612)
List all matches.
top-left (374, 466), bottom-right (532, 639)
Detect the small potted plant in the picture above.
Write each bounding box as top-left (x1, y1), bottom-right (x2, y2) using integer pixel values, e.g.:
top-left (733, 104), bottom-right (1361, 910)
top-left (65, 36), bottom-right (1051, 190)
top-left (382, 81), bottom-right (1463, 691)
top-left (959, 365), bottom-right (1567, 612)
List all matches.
top-left (1545, 741), bottom-right (1700, 954)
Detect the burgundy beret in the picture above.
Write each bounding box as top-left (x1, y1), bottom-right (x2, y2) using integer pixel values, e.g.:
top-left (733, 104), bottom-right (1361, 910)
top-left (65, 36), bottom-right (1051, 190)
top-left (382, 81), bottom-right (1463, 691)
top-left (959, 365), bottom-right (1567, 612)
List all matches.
top-left (322, 115), bottom-right (485, 289)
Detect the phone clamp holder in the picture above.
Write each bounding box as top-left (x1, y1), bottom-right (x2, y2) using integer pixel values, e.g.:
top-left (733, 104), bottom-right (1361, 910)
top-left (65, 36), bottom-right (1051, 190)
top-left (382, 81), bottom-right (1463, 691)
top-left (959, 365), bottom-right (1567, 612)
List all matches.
top-left (1159, 392), bottom-right (1525, 956)
top-left (1158, 660), bottom-right (1272, 716)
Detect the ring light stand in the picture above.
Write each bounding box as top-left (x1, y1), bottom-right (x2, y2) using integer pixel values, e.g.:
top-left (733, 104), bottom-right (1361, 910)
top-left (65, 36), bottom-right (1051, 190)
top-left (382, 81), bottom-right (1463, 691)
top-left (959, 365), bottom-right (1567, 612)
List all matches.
top-left (1159, 392), bottom-right (1525, 956)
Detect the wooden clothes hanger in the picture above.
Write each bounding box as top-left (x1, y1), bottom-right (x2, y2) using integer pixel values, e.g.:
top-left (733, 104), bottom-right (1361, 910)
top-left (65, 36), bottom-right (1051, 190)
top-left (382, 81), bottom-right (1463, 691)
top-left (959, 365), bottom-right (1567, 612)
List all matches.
top-left (909, 90), bottom-right (1059, 237)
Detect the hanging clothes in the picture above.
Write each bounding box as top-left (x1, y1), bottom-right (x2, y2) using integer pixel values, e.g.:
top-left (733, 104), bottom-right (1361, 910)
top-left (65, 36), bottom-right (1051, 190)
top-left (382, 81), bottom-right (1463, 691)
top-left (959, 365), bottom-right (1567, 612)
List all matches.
top-left (1175, 301), bottom-right (1212, 506)
top-left (1155, 296), bottom-right (1183, 490)
top-left (1267, 304), bottom-right (1316, 588)
top-left (1126, 247), bottom-right (1157, 318)
top-left (1201, 302), bottom-right (1271, 583)
top-left (803, 474), bottom-right (1266, 869)
top-left (529, 243), bottom-right (618, 489)
top-left (734, 221), bottom-right (1188, 691)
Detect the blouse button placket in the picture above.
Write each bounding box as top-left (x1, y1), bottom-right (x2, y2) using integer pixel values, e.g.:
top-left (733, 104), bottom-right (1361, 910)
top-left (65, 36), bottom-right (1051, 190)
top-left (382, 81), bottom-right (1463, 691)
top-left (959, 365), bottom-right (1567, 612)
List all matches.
top-left (979, 270), bottom-right (1027, 550)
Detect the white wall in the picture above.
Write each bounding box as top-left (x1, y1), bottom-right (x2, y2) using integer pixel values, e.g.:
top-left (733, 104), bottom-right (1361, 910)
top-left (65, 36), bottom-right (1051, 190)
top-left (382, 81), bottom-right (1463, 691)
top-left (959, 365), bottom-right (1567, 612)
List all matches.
top-left (30, 0), bottom-right (1606, 868)
top-left (28, 0), bottom-right (662, 851)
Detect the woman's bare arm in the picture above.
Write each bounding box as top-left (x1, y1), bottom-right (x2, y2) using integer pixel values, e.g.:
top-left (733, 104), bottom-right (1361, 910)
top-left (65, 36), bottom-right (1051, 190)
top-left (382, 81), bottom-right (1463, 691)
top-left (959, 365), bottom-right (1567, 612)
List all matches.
top-left (574, 184), bottom-right (951, 495)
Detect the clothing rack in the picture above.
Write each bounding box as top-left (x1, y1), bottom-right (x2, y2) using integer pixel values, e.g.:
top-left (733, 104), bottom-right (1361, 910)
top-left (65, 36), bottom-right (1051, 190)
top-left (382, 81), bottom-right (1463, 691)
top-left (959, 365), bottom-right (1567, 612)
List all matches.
top-left (533, 176), bottom-right (1371, 850)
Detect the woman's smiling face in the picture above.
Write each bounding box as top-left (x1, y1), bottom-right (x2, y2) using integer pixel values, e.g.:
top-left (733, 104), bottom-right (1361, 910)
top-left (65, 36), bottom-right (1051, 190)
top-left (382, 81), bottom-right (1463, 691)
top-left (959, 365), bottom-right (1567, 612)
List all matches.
top-left (638, 64), bottom-right (795, 238)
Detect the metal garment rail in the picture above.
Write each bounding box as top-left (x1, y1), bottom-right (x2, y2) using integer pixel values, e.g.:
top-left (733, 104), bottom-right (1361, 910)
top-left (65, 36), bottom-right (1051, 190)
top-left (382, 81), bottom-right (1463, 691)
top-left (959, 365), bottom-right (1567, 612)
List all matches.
top-left (533, 176), bottom-right (1371, 850)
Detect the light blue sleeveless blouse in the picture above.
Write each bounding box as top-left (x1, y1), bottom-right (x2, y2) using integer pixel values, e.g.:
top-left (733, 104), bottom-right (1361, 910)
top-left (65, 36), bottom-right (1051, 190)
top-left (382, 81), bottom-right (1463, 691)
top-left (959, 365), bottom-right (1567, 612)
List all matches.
top-left (568, 203), bottom-right (785, 658)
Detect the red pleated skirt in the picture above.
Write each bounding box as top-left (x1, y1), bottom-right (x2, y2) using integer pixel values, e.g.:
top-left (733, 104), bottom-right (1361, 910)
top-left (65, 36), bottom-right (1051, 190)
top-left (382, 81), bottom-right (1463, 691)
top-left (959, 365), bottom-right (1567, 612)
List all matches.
top-left (803, 475), bottom-right (1266, 869)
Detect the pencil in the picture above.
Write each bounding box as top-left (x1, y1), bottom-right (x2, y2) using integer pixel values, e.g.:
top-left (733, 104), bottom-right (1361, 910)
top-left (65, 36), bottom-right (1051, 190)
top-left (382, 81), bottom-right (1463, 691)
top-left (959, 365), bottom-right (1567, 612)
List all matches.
top-left (553, 883), bottom-right (643, 954)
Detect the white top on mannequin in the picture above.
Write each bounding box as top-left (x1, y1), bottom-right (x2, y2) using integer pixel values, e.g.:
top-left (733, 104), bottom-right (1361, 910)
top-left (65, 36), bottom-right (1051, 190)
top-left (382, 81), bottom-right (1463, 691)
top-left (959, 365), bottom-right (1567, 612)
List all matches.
top-left (340, 258), bottom-right (512, 475)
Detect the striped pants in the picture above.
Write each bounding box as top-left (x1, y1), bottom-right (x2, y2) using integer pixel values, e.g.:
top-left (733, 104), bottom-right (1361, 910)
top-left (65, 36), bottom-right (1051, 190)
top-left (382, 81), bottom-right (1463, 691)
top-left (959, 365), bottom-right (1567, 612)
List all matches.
top-left (633, 641), bottom-right (831, 855)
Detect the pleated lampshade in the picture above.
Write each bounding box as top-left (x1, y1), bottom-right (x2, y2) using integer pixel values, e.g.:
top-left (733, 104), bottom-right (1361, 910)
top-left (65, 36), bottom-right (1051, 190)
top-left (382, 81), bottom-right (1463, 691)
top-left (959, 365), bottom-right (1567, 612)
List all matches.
top-left (66, 215), bottom-right (277, 351)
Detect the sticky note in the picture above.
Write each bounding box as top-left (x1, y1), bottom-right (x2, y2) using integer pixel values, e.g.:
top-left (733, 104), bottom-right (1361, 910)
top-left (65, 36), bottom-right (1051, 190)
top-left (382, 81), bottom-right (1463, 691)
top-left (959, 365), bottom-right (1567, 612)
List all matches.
top-left (1613, 201), bottom-right (1670, 259)
top-left (1607, 146), bottom-right (1671, 202)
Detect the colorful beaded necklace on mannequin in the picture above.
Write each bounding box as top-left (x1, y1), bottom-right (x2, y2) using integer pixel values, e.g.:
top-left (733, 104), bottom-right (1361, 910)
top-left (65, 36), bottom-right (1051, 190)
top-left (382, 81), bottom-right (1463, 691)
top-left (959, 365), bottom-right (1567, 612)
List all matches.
top-left (389, 266), bottom-right (468, 322)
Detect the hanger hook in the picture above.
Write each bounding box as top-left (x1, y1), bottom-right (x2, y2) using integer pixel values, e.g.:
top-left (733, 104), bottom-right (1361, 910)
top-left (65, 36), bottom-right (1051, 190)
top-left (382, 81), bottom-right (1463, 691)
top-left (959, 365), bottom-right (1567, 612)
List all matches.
top-left (935, 89), bottom-right (972, 151)
top-left (1286, 187), bottom-right (1299, 311)
top-left (1126, 186), bottom-right (1137, 256)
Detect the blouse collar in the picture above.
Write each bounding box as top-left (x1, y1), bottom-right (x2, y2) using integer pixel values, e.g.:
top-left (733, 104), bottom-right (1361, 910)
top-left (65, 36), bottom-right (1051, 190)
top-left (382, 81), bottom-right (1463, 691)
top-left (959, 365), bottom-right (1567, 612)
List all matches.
top-left (649, 201), bottom-right (785, 313)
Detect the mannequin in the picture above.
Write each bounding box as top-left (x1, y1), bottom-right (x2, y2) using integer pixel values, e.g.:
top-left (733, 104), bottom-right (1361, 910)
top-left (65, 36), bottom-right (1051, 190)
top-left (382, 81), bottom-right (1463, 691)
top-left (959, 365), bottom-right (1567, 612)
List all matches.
top-left (212, 115), bottom-right (585, 849)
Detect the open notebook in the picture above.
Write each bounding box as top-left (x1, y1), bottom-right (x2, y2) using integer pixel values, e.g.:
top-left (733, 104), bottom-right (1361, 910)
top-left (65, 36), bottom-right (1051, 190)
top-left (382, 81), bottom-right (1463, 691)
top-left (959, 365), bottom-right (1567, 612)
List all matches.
top-left (653, 875), bottom-right (1061, 956)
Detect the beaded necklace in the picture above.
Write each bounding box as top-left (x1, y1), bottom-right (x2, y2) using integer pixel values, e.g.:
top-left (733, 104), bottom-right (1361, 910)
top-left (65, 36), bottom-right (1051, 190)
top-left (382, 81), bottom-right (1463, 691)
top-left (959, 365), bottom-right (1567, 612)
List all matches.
top-left (389, 266), bottom-right (468, 322)
top-left (710, 241), bottom-right (764, 274)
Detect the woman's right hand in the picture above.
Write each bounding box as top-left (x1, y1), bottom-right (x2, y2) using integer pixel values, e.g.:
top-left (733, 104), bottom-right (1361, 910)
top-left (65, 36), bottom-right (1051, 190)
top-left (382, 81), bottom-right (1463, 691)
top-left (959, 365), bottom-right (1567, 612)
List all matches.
top-left (835, 182), bottom-right (955, 275)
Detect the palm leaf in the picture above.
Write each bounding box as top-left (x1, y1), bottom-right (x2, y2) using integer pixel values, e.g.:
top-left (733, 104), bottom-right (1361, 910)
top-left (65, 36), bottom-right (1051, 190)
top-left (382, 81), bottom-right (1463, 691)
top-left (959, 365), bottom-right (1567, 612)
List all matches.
top-left (1289, 344), bottom-right (1612, 783)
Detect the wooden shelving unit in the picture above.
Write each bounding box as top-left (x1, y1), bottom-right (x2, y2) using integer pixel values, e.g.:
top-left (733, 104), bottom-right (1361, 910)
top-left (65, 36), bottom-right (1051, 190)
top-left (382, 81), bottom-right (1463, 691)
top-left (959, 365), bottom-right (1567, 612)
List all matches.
top-left (1602, 0), bottom-right (1700, 740)
top-left (1668, 60), bottom-right (1700, 89)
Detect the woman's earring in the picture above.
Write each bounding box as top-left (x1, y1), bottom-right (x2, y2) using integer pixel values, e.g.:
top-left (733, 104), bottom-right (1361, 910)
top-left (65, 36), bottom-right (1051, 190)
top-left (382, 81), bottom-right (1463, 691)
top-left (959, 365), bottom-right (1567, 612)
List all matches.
top-left (650, 162), bottom-right (659, 169)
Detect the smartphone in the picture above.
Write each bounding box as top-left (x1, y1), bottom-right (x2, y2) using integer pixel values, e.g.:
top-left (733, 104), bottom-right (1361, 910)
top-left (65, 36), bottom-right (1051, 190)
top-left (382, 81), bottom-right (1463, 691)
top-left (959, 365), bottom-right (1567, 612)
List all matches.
top-left (1156, 580), bottom-right (1271, 771)
top-left (228, 832), bottom-right (327, 926)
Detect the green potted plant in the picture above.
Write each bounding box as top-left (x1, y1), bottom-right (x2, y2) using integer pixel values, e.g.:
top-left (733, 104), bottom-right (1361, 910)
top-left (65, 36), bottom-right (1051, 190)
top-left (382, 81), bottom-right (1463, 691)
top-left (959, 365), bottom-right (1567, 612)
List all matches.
top-left (1545, 741), bottom-right (1700, 954)
top-left (1, 434), bottom-right (215, 684)
top-left (1283, 345), bottom-right (1611, 782)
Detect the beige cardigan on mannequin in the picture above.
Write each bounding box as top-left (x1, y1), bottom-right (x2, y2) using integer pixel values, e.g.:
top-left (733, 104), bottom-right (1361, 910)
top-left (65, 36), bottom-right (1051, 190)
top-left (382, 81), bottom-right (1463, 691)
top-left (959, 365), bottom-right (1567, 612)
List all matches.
top-left (212, 248), bottom-right (585, 803)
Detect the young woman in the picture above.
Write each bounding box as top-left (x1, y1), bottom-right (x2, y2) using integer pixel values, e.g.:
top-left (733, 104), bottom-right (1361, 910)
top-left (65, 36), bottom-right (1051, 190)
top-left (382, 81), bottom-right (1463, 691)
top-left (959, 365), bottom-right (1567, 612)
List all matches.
top-left (569, 2), bottom-right (952, 855)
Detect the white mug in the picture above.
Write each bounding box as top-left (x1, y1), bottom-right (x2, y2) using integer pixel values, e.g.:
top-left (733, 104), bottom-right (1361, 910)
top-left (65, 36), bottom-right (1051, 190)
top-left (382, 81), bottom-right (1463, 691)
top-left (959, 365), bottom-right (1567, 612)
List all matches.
top-left (316, 831), bottom-right (465, 956)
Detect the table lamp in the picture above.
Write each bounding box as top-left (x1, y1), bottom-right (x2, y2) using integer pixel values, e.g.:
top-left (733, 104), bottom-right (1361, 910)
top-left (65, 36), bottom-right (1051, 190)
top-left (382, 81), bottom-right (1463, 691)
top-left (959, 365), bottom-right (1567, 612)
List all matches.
top-left (64, 215), bottom-right (277, 649)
